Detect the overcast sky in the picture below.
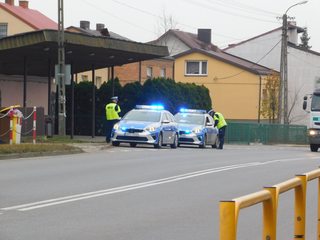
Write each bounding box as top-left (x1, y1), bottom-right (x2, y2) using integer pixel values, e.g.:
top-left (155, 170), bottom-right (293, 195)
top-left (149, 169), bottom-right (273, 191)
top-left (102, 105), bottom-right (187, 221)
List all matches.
top-left (28, 0), bottom-right (319, 52)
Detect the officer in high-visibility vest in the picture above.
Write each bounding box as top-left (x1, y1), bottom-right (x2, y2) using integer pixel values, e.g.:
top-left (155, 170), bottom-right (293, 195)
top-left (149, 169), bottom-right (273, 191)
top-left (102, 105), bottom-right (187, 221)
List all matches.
top-left (210, 110), bottom-right (227, 149)
top-left (105, 96), bottom-right (121, 143)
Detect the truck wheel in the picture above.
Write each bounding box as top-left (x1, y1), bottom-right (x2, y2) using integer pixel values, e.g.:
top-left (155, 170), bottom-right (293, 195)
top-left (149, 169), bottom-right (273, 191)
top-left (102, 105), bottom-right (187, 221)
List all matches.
top-left (310, 144), bottom-right (319, 152)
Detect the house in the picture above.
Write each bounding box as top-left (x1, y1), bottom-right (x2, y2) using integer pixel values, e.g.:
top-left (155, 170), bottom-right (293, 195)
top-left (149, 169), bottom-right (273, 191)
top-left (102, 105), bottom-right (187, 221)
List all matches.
top-left (66, 21), bottom-right (174, 86)
top-left (224, 22), bottom-right (320, 126)
top-left (0, 0), bottom-right (57, 37)
top-left (152, 29), bottom-right (276, 121)
top-left (0, 0), bottom-right (57, 114)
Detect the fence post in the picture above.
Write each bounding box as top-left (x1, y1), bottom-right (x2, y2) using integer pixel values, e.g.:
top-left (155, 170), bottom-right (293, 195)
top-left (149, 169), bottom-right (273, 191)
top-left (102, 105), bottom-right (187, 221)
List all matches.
top-left (294, 175), bottom-right (307, 240)
top-left (263, 187), bottom-right (279, 240)
top-left (9, 108), bottom-right (13, 145)
top-left (220, 201), bottom-right (238, 240)
top-left (33, 106), bottom-right (37, 144)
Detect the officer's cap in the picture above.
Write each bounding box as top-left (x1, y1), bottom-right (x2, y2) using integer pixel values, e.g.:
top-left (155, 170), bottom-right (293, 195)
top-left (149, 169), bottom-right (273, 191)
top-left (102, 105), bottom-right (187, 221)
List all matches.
top-left (111, 96), bottom-right (118, 101)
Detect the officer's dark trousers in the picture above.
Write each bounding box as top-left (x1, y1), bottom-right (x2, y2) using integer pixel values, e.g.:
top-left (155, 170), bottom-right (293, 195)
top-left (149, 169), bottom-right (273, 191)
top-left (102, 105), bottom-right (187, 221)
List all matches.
top-left (218, 126), bottom-right (227, 149)
top-left (106, 119), bottom-right (118, 143)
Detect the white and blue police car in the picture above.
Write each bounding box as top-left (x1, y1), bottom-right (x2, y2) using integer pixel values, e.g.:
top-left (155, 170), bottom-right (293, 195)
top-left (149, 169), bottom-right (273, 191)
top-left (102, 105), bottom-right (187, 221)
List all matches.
top-left (111, 105), bottom-right (179, 148)
top-left (174, 108), bottom-right (218, 148)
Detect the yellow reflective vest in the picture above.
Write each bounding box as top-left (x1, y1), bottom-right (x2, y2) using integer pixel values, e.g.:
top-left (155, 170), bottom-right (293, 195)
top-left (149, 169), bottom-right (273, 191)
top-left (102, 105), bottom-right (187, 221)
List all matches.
top-left (105, 103), bottom-right (121, 120)
top-left (214, 112), bottom-right (227, 129)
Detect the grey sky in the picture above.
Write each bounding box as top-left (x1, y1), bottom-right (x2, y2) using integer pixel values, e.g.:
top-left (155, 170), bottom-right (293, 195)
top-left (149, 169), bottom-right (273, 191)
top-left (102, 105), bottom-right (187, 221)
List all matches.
top-left (29, 0), bottom-right (319, 52)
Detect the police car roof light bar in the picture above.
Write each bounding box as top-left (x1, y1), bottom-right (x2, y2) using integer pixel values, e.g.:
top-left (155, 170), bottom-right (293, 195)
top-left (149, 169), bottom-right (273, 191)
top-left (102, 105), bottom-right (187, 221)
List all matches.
top-left (179, 108), bottom-right (206, 114)
top-left (135, 105), bottom-right (164, 110)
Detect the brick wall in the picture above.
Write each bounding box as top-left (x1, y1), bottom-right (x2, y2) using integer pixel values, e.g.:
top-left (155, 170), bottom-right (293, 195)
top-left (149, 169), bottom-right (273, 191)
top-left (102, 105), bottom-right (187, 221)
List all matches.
top-left (114, 58), bottom-right (174, 85)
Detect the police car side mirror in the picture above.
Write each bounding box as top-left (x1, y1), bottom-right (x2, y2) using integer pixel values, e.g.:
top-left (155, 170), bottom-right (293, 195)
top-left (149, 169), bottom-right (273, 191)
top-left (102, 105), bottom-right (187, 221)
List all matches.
top-left (162, 120), bottom-right (170, 124)
top-left (206, 122), bottom-right (213, 126)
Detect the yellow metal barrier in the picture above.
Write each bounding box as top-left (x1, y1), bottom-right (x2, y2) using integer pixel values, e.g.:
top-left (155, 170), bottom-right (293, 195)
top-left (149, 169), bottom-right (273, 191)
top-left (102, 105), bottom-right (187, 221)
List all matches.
top-left (220, 168), bottom-right (320, 240)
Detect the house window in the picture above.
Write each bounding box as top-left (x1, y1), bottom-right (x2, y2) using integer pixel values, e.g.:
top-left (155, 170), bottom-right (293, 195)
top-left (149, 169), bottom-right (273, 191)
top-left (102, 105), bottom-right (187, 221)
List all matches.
top-left (81, 75), bottom-right (88, 81)
top-left (147, 67), bottom-right (153, 79)
top-left (0, 23), bottom-right (8, 39)
top-left (160, 68), bottom-right (166, 78)
top-left (185, 61), bottom-right (207, 75)
top-left (95, 76), bottom-right (102, 88)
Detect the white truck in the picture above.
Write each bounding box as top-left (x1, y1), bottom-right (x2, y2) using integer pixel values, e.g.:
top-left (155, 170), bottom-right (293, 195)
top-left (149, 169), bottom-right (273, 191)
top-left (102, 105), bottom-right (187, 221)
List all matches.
top-left (303, 88), bottom-right (320, 152)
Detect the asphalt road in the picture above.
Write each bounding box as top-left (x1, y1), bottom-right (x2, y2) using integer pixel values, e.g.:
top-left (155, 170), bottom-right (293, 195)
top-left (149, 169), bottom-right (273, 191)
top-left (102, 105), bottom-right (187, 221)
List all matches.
top-left (0, 144), bottom-right (319, 240)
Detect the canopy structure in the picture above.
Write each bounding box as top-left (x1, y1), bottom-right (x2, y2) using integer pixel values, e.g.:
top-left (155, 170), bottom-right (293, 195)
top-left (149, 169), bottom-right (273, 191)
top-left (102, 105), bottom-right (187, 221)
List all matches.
top-left (0, 29), bottom-right (169, 76)
top-left (0, 30), bottom-right (169, 137)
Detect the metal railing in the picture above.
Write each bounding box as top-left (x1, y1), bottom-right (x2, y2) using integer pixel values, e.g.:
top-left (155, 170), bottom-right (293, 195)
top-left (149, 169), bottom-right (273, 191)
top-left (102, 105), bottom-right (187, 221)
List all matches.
top-left (220, 168), bottom-right (320, 240)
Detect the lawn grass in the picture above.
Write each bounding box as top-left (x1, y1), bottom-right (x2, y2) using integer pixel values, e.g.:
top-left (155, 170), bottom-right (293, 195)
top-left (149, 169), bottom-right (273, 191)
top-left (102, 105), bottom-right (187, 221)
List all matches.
top-left (0, 143), bottom-right (80, 154)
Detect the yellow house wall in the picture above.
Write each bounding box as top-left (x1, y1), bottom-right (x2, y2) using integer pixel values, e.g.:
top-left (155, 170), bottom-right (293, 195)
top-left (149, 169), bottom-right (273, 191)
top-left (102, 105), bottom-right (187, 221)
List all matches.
top-left (0, 8), bottom-right (34, 35)
top-left (174, 52), bottom-right (263, 121)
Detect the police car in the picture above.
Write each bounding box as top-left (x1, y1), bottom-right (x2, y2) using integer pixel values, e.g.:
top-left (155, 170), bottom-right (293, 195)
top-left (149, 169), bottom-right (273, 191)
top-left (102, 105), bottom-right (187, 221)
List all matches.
top-left (174, 108), bottom-right (218, 148)
top-left (111, 105), bottom-right (179, 148)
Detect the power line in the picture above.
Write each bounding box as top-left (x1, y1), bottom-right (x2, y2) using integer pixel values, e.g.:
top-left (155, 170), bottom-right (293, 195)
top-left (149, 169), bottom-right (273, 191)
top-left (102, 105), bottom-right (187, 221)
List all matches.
top-left (80, 0), bottom-right (157, 35)
top-left (212, 0), bottom-right (280, 16)
top-left (184, 0), bottom-right (279, 24)
top-left (110, 0), bottom-right (240, 41)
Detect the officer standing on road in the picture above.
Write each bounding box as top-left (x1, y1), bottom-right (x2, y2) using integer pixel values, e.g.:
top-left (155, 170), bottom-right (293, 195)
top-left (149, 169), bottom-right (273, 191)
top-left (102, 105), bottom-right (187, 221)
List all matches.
top-left (209, 109), bottom-right (227, 149)
top-left (105, 96), bottom-right (121, 143)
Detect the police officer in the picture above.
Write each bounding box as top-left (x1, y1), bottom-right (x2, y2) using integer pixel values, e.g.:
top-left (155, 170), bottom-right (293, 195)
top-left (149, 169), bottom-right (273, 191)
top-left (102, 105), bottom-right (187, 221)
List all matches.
top-left (105, 96), bottom-right (121, 143)
top-left (210, 110), bottom-right (227, 149)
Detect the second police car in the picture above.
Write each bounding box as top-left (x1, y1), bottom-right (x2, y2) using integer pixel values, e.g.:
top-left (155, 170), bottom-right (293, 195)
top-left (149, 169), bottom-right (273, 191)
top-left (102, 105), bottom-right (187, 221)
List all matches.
top-left (111, 105), bottom-right (179, 148)
top-left (174, 108), bottom-right (219, 148)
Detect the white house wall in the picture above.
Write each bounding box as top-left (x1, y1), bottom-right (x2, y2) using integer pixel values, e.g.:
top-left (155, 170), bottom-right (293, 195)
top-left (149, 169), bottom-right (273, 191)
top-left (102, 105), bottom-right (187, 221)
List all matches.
top-left (156, 34), bottom-right (190, 56)
top-left (226, 30), bottom-right (282, 71)
top-left (0, 75), bottom-right (50, 114)
top-left (225, 29), bottom-right (320, 126)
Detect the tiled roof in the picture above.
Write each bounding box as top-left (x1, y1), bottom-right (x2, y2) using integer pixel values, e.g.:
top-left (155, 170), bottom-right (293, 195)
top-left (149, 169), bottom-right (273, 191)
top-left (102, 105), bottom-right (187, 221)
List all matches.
top-left (0, 2), bottom-right (57, 30)
top-left (174, 48), bottom-right (275, 75)
top-left (66, 26), bottom-right (131, 41)
top-left (224, 23), bottom-right (304, 51)
top-left (150, 29), bottom-right (220, 52)
top-left (288, 42), bottom-right (320, 56)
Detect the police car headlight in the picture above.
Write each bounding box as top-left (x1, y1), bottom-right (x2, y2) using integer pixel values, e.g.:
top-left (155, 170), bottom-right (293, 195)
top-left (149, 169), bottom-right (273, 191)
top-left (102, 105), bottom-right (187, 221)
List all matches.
top-left (193, 127), bottom-right (202, 134)
top-left (113, 123), bottom-right (119, 130)
top-left (146, 126), bottom-right (156, 132)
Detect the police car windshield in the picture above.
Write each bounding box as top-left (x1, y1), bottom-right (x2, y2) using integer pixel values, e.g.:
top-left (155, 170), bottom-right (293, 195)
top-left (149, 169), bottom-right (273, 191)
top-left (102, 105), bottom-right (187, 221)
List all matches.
top-left (175, 113), bottom-right (205, 125)
top-left (123, 110), bottom-right (161, 122)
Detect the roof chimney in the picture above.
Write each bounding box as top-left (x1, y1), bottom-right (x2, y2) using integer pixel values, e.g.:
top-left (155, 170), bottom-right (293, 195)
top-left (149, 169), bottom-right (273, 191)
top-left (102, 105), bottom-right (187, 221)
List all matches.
top-left (197, 29), bottom-right (212, 44)
top-left (19, 0), bottom-right (28, 8)
top-left (5, 0), bottom-right (14, 6)
top-left (100, 28), bottom-right (110, 37)
top-left (96, 23), bottom-right (105, 31)
top-left (80, 20), bottom-right (90, 30)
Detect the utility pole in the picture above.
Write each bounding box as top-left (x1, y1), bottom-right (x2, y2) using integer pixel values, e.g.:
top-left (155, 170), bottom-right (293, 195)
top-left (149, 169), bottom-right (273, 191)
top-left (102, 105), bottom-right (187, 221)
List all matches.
top-left (279, 1), bottom-right (308, 124)
top-left (279, 13), bottom-right (288, 124)
top-left (57, 0), bottom-right (66, 135)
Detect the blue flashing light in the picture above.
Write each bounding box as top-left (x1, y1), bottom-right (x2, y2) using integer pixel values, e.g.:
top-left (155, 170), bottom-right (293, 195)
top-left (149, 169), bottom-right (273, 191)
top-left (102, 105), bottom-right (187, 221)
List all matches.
top-left (121, 127), bottom-right (127, 131)
top-left (185, 130), bottom-right (191, 134)
top-left (179, 108), bottom-right (206, 114)
top-left (136, 105), bottom-right (164, 110)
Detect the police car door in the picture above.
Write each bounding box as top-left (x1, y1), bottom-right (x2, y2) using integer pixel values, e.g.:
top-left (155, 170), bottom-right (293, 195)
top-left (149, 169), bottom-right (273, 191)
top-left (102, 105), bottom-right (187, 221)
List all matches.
top-left (161, 112), bottom-right (175, 144)
top-left (205, 115), bottom-right (215, 144)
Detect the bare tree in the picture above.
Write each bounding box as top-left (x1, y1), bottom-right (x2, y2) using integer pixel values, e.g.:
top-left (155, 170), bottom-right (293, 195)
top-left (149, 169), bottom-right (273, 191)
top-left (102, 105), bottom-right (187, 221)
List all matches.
top-left (260, 72), bottom-right (280, 123)
top-left (156, 8), bottom-right (178, 37)
top-left (154, 8), bottom-right (181, 56)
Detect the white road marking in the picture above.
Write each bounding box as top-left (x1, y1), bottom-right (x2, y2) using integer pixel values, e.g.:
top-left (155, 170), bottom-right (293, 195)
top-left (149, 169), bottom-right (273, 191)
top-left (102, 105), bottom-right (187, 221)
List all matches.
top-left (1, 163), bottom-right (259, 212)
top-left (1, 156), bottom-right (315, 212)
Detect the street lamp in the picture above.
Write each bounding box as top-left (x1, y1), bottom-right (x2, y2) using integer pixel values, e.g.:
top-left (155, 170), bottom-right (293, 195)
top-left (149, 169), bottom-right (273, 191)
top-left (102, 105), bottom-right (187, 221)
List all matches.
top-left (279, 0), bottom-right (308, 124)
